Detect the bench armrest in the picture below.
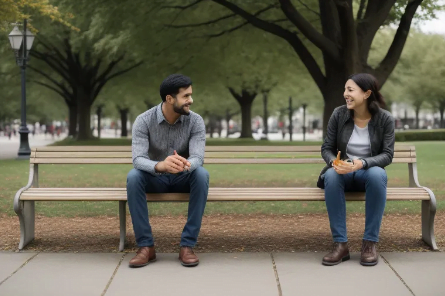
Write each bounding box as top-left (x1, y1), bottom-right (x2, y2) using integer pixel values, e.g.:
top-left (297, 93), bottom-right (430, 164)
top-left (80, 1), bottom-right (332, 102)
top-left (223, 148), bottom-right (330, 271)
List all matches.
top-left (14, 164), bottom-right (37, 214)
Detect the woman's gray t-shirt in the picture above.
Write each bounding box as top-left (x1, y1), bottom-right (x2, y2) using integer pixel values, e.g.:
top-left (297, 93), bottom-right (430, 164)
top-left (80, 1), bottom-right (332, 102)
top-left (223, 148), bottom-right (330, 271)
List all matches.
top-left (346, 124), bottom-right (371, 160)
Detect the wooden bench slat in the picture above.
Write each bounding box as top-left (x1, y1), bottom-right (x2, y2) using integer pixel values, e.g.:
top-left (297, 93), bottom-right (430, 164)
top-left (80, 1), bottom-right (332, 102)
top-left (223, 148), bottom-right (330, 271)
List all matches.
top-left (20, 195), bottom-right (429, 201)
top-left (35, 152), bottom-right (133, 158)
top-left (31, 158), bottom-right (133, 164)
top-left (26, 187), bottom-right (426, 192)
top-left (21, 187), bottom-right (430, 201)
top-left (34, 146), bottom-right (132, 152)
top-left (32, 151), bottom-right (415, 160)
top-left (30, 158), bottom-right (417, 164)
top-left (34, 145), bottom-right (416, 153)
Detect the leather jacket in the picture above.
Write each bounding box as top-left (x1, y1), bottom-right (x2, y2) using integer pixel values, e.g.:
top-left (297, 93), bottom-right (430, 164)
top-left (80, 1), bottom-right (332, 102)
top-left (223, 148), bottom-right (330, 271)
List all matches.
top-left (317, 105), bottom-right (395, 189)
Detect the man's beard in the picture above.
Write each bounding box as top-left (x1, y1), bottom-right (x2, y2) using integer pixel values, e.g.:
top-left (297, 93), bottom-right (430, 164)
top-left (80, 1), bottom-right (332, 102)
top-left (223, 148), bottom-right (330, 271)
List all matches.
top-left (173, 103), bottom-right (191, 115)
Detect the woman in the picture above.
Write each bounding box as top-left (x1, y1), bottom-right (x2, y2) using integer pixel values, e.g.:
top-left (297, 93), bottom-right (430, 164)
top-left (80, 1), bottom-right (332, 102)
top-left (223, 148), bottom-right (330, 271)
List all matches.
top-left (317, 73), bottom-right (395, 267)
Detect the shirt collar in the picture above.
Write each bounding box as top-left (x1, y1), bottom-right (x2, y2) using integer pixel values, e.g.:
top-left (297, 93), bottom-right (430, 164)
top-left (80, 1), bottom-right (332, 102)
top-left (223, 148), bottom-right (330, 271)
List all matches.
top-left (156, 102), bottom-right (182, 125)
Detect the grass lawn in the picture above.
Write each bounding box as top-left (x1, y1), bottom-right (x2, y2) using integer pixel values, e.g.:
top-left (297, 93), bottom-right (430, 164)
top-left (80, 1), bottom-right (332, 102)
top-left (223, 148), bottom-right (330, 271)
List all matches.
top-left (1, 140), bottom-right (444, 217)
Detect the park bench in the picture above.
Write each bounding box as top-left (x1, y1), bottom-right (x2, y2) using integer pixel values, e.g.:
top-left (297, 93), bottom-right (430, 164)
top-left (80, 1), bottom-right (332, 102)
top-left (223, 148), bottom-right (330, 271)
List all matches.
top-left (14, 145), bottom-right (437, 251)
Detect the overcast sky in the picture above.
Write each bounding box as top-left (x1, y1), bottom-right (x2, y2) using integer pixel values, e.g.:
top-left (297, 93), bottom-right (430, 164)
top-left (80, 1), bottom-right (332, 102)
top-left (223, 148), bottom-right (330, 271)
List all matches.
top-left (417, 4), bottom-right (445, 35)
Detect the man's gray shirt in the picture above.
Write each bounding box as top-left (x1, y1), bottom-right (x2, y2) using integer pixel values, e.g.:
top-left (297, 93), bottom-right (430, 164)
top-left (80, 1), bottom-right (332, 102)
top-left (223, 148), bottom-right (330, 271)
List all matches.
top-left (132, 103), bottom-right (206, 175)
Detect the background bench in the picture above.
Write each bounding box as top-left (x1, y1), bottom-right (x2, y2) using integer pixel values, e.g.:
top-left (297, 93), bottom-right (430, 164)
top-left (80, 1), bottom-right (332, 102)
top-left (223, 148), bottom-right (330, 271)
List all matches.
top-left (14, 145), bottom-right (437, 251)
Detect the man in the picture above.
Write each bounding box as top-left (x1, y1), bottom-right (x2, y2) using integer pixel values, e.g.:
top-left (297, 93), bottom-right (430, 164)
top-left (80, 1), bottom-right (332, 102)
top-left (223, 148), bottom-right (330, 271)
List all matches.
top-left (127, 74), bottom-right (209, 268)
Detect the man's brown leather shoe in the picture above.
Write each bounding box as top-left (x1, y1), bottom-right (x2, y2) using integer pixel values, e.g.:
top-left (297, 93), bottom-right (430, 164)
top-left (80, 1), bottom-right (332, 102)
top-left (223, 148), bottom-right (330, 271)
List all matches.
top-left (322, 242), bottom-right (350, 266)
top-left (129, 246), bottom-right (156, 268)
top-left (361, 240), bottom-right (378, 266)
top-left (179, 247), bottom-right (199, 267)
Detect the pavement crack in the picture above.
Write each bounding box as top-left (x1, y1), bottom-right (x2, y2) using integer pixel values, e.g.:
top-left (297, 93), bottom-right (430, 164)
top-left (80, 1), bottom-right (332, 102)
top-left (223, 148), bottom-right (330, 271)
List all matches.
top-left (381, 254), bottom-right (416, 296)
top-left (101, 253), bottom-right (125, 296)
top-left (270, 253), bottom-right (283, 296)
top-left (0, 252), bottom-right (39, 286)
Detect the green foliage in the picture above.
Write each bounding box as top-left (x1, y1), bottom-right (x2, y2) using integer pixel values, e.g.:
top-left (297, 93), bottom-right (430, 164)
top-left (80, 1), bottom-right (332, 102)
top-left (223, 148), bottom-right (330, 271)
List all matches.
top-left (386, 0), bottom-right (445, 24)
top-left (0, 0), bottom-right (76, 33)
top-left (395, 129), bottom-right (445, 141)
top-left (374, 29), bottom-right (445, 121)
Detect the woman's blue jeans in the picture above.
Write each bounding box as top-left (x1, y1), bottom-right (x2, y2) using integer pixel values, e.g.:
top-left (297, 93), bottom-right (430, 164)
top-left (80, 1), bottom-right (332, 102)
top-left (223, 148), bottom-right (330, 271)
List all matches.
top-left (323, 167), bottom-right (387, 242)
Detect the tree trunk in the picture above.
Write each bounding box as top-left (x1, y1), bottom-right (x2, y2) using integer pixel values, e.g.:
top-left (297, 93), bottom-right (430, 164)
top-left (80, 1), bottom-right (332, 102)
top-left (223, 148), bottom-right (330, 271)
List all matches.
top-left (96, 105), bottom-right (103, 139)
top-left (218, 119), bottom-right (223, 138)
top-left (225, 109), bottom-right (232, 138)
top-left (440, 108), bottom-right (444, 129)
top-left (209, 117), bottom-right (215, 138)
top-left (239, 100), bottom-right (253, 138)
top-left (263, 92), bottom-right (268, 136)
top-left (415, 107), bottom-right (420, 129)
top-left (322, 61), bottom-right (349, 137)
top-left (322, 89), bottom-right (345, 137)
top-left (119, 108), bottom-right (129, 137)
top-left (77, 96), bottom-right (93, 140)
top-left (228, 88), bottom-right (257, 139)
top-left (68, 103), bottom-right (77, 137)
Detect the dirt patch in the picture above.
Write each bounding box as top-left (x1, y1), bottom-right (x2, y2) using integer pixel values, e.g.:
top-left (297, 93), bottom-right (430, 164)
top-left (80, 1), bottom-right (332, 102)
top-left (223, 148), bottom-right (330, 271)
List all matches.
top-left (1, 213), bottom-right (443, 253)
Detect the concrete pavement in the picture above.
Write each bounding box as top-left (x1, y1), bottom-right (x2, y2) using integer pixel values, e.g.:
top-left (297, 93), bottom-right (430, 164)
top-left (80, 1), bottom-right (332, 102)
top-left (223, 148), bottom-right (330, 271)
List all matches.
top-left (0, 133), bottom-right (66, 159)
top-left (0, 251), bottom-right (444, 296)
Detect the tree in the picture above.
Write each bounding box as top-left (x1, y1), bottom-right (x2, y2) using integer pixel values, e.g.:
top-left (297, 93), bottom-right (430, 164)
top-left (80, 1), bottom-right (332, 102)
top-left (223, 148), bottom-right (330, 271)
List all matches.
top-left (181, 23), bottom-right (310, 138)
top-left (23, 0), bottom-right (145, 140)
top-left (29, 35), bottom-right (142, 139)
top-left (417, 34), bottom-right (445, 128)
top-left (174, 0), bottom-right (443, 134)
top-left (0, 0), bottom-right (75, 32)
top-left (383, 31), bottom-right (445, 128)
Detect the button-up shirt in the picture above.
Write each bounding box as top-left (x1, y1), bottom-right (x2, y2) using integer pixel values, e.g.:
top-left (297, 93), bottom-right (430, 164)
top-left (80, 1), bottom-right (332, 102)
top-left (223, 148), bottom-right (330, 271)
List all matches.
top-left (132, 102), bottom-right (206, 175)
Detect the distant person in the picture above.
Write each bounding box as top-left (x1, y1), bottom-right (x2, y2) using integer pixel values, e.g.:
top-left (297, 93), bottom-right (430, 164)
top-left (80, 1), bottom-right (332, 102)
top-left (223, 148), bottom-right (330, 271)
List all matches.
top-left (127, 74), bottom-right (208, 268)
top-left (49, 125), bottom-right (55, 139)
top-left (6, 125), bottom-right (11, 140)
top-left (317, 73), bottom-right (395, 267)
top-left (43, 124), bottom-right (48, 138)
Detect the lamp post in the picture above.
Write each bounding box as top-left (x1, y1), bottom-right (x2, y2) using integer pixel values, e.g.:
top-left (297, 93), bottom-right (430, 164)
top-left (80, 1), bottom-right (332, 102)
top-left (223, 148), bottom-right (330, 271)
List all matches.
top-left (8, 19), bottom-right (35, 159)
top-left (301, 103), bottom-right (307, 141)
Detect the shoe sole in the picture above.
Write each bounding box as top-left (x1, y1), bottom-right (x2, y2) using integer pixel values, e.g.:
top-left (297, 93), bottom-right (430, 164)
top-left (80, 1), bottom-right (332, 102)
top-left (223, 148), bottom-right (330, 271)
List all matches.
top-left (179, 260), bottom-right (199, 267)
top-left (360, 258), bottom-right (378, 266)
top-left (129, 258), bottom-right (157, 268)
top-left (322, 254), bottom-right (350, 266)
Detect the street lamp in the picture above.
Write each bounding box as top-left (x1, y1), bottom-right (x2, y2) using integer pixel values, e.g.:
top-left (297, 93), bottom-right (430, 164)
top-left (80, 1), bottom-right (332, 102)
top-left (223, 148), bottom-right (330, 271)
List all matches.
top-left (8, 19), bottom-right (34, 159)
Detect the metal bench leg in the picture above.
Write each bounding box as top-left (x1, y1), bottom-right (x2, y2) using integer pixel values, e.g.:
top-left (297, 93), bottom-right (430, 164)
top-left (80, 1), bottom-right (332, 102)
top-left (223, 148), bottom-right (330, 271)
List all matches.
top-left (18, 201), bottom-right (35, 250)
top-left (119, 201), bottom-right (127, 252)
top-left (421, 187), bottom-right (438, 250)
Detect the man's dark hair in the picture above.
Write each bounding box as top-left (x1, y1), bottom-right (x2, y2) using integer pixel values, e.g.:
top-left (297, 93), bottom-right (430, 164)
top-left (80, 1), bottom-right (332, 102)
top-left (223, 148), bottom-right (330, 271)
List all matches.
top-left (159, 74), bottom-right (192, 102)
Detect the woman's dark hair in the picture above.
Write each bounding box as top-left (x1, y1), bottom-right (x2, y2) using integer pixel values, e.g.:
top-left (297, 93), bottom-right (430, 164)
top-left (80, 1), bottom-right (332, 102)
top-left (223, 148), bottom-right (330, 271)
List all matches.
top-left (348, 73), bottom-right (386, 115)
top-left (160, 74), bottom-right (192, 102)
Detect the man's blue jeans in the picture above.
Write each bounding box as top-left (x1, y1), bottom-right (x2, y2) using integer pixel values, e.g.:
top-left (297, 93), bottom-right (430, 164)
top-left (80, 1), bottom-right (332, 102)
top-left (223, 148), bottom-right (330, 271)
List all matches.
top-left (127, 167), bottom-right (209, 248)
top-left (323, 167), bottom-right (387, 243)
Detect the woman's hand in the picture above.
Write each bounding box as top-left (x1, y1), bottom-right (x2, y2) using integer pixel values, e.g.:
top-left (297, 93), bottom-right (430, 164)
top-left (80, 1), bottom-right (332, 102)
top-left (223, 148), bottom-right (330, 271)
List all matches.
top-left (352, 159), bottom-right (364, 171)
top-left (333, 159), bottom-right (363, 174)
top-left (333, 161), bottom-right (353, 174)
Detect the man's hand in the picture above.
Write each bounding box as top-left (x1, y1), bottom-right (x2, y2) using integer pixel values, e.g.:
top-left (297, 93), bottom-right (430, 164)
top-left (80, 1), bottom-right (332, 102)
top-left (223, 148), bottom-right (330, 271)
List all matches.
top-left (155, 150), bottom-right (191, 174)
top-left (173, 150), bottom-right (191, 171)
top-left (333, 159), bottom-right (363, 175)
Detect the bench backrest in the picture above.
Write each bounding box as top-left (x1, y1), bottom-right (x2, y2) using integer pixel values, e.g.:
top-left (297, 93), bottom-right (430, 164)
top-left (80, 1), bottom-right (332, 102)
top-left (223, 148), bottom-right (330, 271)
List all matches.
top-left (30, 146), bottom-right (417, 165)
